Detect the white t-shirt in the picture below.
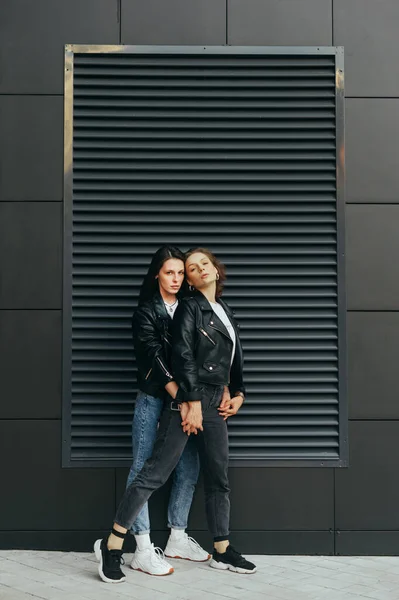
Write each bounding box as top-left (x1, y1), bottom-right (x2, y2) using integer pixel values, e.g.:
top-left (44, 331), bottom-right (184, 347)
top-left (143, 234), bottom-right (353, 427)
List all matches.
top-left (210, 301), bottom-right (236, 365)
top-left (164, 299), bottom-right (178, 318)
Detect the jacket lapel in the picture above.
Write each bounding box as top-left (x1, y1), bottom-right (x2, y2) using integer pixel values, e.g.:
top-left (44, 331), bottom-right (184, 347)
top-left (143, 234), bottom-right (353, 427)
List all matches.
top-left (153, 292), bottom-right (172, 343)
top-left (153, 291), bottom-right (169, 319)
top-left (193, 292), bottom-right (232, 342)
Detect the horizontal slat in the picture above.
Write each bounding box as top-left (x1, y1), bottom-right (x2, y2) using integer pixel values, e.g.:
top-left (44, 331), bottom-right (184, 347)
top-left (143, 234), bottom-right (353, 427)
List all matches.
top-left (74, 140), bottom-right (336, 150)
top-left (74, 162), bottom-right (336, 171)
top-left (74, 66), bottom-right (335, 78)
top-left (74, 88), bottom-right (336, 99)
top-left (74, 55), bottom-right (335, 67)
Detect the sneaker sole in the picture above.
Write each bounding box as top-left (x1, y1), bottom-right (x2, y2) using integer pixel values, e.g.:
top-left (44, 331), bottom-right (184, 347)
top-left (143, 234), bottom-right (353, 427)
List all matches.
top-left (130, 565), bottom-right (174, 576)
top-left (209, 558), bottom-right (257, 575)
top-left (165, 553), bottom-right (211, 562)
top-left (93, 539), bottom-right (126, 584)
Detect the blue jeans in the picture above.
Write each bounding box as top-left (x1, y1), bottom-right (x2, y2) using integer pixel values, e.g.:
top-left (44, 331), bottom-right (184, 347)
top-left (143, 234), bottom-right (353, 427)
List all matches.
top-left (126, 391), bottom-right (200, 535)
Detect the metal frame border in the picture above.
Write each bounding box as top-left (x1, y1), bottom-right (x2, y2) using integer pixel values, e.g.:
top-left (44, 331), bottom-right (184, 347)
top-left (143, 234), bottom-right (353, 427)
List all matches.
top-left (62, 44), bottom-right (347, 468)
top-left (335, 47), bottom-right (348, 468)
top-left (62, 46), bottom-right (74, 468)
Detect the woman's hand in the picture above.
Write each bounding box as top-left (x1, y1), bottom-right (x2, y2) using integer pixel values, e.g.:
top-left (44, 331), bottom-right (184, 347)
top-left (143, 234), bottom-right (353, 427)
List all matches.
top-left (218, 395), bottom-right (244, 420)
top-left (219, 385), bottom-right (231, 411)
top-left (179, 401), bottom-right (190, 425)
top-left (181, 401), bottom-right (203, 435)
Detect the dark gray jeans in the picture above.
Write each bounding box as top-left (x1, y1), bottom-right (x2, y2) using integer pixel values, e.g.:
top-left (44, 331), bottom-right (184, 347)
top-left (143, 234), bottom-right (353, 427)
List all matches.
top-left (114, 384), bottom-right (230, 541)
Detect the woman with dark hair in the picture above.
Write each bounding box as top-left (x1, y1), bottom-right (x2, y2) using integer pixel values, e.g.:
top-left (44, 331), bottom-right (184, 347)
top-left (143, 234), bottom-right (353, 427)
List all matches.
top-left (94, 247), bottom-right (256, 584)
top-left (125, 246), bottom-right (209, 577)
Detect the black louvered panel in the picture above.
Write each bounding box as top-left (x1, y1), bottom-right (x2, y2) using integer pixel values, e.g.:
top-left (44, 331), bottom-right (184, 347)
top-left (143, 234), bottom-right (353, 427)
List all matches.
top-left (68, 48), bottom-right (342, 463)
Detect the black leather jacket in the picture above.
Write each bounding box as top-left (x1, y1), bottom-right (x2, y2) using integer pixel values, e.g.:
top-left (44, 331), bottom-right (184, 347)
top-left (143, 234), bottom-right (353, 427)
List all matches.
top-left (172, 291), bottom-right (245, 402)
top-left (132, 292), bottom-right (174, 398)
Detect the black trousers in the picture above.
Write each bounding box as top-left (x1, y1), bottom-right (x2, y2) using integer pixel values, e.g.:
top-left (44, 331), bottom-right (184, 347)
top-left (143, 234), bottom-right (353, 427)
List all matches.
top-left (114, 384), bottom-right (230, 541)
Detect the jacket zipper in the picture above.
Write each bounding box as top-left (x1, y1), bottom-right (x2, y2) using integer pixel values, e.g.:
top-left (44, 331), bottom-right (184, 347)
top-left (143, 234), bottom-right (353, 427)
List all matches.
top-left (199, 327), bottom-right (216, 346)
top-left (145, 368), bottom-right (152, 380)
top-left (156, 356), bottom-right (172, 379)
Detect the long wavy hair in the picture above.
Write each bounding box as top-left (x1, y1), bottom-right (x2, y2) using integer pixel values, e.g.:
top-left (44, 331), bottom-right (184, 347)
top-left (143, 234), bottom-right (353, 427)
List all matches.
top-left (138, 245), bottom-right (186, 305)
top-left (185, 247), bottom-right (226, 298)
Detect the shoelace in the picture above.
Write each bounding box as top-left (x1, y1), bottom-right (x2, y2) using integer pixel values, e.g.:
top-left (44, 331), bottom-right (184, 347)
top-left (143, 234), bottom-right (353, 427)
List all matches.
top-left (225, 545), bottom-right (244, 561)
top-left (107, 549), bottom-right (125, 572)
top-left (186, 535), bottom-right (205, 553)
top-left (149, 545), bottom-right (170, 567)
top-left (226, 545), bottom-right (251, 566)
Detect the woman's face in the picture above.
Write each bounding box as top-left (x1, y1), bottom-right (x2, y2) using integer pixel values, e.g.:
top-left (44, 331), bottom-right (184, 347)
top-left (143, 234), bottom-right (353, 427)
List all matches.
top-left (156, 258), bottom-right (185, 296)
top-left (186, 252), bottom-right (218, 291)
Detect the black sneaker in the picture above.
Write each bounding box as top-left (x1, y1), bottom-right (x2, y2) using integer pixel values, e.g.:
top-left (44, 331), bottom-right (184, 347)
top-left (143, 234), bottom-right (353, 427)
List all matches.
top-left (94, 538), bottom-right (126, 583)
top-left (210, 545), bottom-right (257, 574)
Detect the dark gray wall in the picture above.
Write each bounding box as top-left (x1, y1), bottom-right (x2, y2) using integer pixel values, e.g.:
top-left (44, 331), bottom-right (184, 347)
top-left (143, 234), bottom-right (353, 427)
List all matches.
top-left (0, 0), bottom-right (398, 555)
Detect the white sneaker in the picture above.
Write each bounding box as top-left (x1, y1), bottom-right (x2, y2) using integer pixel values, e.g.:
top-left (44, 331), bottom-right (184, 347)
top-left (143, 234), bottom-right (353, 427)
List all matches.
top-left (165, 533), bottom-right (211, 562)
top-left (130, 544), bottom-right (174, 576)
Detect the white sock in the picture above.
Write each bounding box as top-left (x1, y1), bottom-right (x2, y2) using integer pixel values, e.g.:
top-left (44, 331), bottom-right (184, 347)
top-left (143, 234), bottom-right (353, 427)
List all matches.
top-left (169, 528), bottom-right (186, 541)
top-left (135, 533), bottom-right (152, 551)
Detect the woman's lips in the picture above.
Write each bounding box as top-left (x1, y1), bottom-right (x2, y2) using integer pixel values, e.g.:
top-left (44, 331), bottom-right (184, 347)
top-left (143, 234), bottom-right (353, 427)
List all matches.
top-left (201, 274), bottom-right (209, 279)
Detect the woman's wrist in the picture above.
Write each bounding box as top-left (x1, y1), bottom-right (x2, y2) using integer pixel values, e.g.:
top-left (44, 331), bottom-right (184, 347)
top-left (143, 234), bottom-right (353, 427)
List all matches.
top-left (165, 381), bottom-right (179, 399)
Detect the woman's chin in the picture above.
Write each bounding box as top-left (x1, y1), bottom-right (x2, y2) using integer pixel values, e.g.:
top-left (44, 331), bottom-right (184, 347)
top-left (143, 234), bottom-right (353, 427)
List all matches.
top-left (194, 280), bottom-right (214, 291)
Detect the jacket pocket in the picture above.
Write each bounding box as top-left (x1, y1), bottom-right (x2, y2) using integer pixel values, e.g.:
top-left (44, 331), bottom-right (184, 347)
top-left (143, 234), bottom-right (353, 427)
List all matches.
top-left (198, 327), bottom-right (216, 346)
top-left (203, 362), bottom-right (219, 372)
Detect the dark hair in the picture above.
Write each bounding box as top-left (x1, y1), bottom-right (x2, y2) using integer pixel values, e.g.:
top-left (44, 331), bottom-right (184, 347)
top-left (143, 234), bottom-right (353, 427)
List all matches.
top-left (138, 245), bottom-right (185, 304)
top-left (184, 247), bottom-right (226, 298)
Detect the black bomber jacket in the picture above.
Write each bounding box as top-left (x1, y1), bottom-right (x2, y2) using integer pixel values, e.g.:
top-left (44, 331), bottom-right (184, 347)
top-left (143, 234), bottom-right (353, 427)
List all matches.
top-left (172, 291), bottom-right (245, 402)
top-left (132, 292), bottom-right (174, 398)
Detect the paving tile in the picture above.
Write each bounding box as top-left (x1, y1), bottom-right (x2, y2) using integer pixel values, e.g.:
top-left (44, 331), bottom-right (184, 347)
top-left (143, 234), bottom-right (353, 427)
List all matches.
top-left (332, 571), bottom-right (381, 586)
top-left (0, 589), bottom-right (42, 600)
top-left (364, 591), bottom-right (399, 600)
top-left (262, 585), bottom-right (313, 600)
top-left (275, 581), bottom-right (327, 596)
top-left (239, 592), bottom-right (283, 600)
top-left (343, 583), bottom-right (385, 596)
top-left (167, 590), bottom-right (234, 600)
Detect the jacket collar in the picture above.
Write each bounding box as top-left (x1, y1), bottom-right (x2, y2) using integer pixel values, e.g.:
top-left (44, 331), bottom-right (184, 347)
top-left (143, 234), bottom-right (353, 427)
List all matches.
top-left (192, 290), bottom-right (213, 312)
top-left (152, 291), bottom-right (170, 321)
top-left (217, 297), bottom-right (233, 317)
top-left (192, 291), bottom-right (233, 316)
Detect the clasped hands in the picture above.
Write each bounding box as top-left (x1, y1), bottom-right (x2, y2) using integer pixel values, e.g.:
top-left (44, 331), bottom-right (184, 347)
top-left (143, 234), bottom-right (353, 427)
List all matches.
top-left (217, 387), bottom-right (244, 421)
top-left (180, 387), bottom-right (243, 435)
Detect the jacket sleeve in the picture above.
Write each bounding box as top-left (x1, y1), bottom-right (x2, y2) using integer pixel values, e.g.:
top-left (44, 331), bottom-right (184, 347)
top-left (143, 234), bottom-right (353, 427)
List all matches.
top-left (229, 342), bottom-right (246, 399)
top-left (227, 309), bottom-right (246, 398)
top-left (132, 308), bottom-right (173, 388)
top-left (171, 300), bottom-right (202, 402)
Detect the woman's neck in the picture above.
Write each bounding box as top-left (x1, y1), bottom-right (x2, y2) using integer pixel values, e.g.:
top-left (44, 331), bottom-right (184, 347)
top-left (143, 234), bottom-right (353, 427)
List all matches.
top-left (159, 289), bottom-right (177, 305)
top-left (198, 283), bottom-right (216, 304)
